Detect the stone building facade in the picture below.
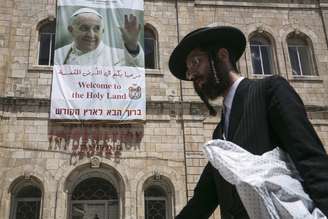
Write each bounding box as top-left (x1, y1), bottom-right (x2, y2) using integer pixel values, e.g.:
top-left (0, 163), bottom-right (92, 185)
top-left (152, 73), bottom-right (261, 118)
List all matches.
top-left (0, 0), bottom-right (328, 218)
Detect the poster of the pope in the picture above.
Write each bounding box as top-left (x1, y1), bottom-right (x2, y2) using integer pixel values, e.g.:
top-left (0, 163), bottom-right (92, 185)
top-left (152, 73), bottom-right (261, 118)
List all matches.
top-left (50, 0), bottom-right (145, 121)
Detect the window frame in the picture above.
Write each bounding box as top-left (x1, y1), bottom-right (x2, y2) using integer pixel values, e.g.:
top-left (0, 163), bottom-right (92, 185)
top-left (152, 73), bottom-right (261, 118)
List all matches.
top-left (249, 34), bottom-right (275, 76)
top-left (36, 20), bottom-right (56, 66)
top-left (287, 33), bottom-right (317, 77)
top-left (10, 179), bottom-right (43, 219)
top-left (143, 181), bottom-right (173, 219)
top-left (144, 25), bottom-right (159, 70)
top-left (68, 177), bottom-right (120, 219)
top-left (144, 196), bottom-right (167, 219)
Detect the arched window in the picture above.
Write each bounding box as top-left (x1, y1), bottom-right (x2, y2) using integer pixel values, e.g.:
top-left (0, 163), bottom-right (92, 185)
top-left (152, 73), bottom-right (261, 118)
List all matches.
top-left (145, 185), bottom-right (168, 219)
top-left (250, 34), bottom-right (275, 75)
top-left (70, 177), bottom-right (119, 219)
top-left (38, 21), bottom-right (56, 66)
top-left (10, 179), bottom-right (42, 219)
top-left (287, 34), bottom-right (316, 76)
top-left (144, 26), bottom-right (158, 69)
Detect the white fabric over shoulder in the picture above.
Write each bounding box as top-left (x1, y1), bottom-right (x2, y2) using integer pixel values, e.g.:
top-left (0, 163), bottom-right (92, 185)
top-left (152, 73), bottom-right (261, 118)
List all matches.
top-left (202, 139), bottom-right (327, 219)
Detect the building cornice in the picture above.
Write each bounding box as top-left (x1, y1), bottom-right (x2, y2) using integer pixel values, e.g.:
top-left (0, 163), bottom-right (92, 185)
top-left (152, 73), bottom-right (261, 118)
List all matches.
top-left (0, 97), bottom-right (327, 121)
top-left (194, 0), bottom-right (318, 9)
top-left (0, 97), bottom-right (211, 121)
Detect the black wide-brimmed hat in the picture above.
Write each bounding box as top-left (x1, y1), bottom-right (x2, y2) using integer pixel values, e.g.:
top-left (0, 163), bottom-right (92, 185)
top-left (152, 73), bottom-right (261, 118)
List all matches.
top-left (169, 26), bottom-right (246, 80)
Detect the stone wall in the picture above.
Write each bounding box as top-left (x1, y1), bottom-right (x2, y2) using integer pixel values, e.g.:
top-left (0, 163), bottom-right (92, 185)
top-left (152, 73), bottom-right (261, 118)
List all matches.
top-left (0, 0), bottom-right (328, 219)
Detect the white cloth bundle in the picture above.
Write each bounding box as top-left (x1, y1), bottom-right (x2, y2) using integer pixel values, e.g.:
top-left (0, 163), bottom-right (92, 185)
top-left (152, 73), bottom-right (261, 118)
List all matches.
top-left (202, 139), bottom-right (327, 219)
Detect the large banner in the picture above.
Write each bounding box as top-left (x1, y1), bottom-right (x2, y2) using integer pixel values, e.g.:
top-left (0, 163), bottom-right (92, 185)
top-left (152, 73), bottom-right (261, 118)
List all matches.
top-left (50, 0), bottom-right (145, 120)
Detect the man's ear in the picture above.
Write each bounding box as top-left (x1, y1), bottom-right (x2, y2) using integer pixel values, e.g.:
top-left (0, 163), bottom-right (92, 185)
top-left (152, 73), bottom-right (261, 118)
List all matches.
top-left (217, 48), bottom-right (230, 63)
top-left (68, 25), bottom-right (73, 33)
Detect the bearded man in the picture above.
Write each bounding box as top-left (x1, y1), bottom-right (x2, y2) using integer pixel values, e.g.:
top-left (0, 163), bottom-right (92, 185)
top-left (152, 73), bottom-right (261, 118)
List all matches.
top-left (169, 26), bottom-right (328, 219)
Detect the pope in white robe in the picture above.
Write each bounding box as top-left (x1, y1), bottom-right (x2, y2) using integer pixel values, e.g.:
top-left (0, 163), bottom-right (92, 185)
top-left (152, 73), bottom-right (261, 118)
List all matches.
top-left (54, 8), bottom-right (144, 67)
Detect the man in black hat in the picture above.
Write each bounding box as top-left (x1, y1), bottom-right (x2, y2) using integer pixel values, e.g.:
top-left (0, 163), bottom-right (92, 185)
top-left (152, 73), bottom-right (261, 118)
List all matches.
top-left (169, 26), bottom-right (328, 219)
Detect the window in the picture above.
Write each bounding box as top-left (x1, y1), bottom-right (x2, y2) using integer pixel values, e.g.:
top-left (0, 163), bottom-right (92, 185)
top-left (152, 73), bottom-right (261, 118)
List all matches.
top-left (10, 181), bottom-right (42, 219)
top-left (145, 185), bottom-right (167, 219)
top-left (70, 177), bottom-right (119, 219)
top-left (144, 26), bottom-right (158, 69)
top-left (250, 34), bottom-right (275, 75)
top-left (38, 21), bottom-right (56, 66)
top-left (287, 35), bottom-right (315, 76)
top-left (143, 175), bottom-right (175, 219)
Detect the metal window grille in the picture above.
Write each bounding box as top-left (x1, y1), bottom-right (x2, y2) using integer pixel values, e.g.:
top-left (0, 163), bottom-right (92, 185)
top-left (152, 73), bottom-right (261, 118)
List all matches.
top-left (145, 198), bottom-right (166, 219)
top-left (70, 177), bottom-right (119, 219)
top-left (15, 198), bottom-right (41, 219)
top-left (12, 185), bottom-right (42, 219)
top-left (144, 186), bottom-right (168, 219)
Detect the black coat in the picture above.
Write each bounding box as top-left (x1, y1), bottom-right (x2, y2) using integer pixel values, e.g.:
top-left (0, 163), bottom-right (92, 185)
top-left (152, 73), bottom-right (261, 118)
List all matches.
top-left (176, 76), bottom-right (328, 219)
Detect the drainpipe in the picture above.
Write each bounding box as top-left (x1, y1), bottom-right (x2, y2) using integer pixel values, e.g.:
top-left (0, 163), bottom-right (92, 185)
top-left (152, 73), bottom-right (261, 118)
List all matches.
top-left (53, 2), bottom-right (59, 218)
top-left (318, 0), bottom-right (328, 49)
top-left (175, 0), bottom-right (189, 204)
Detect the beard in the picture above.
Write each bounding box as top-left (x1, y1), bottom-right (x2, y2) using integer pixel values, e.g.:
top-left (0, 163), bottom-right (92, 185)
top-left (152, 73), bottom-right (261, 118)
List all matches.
top-left (193, 62), bottom-right (231, 100)
top-left (193, 60), bottom-right (232, 116)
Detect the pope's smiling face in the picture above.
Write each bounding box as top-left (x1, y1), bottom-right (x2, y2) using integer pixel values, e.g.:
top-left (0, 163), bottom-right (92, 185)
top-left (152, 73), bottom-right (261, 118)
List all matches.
top-left (69, 13), bottom-right (104, 53)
